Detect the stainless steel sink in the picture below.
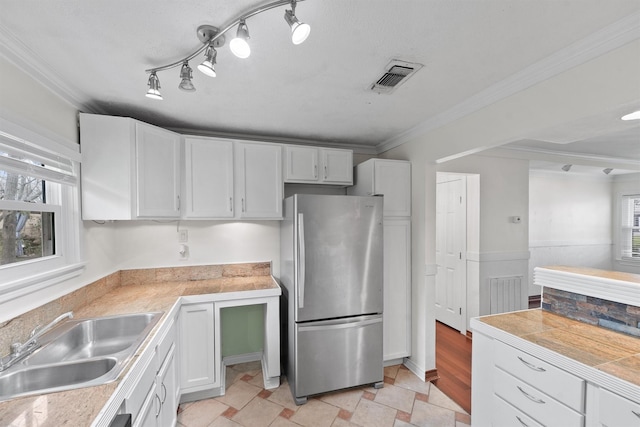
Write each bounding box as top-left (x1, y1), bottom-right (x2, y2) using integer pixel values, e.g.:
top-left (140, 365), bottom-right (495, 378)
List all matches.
top-left (0, 357), bottom-right (117, 397)
top-left (0, 312), bottom-right (163, 401)
top-left (25, 312), bottom-right (162, 365)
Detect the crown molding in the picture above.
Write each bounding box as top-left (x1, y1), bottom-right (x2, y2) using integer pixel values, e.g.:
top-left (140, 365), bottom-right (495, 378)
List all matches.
top-left (170, 126), bottom-right (379, 155)
top-left (0, 25), bottom-right (104, 114)
top-left (493, 145), bottom-right (640, 170)
top-left (376, 11), bottom-right (640, 154)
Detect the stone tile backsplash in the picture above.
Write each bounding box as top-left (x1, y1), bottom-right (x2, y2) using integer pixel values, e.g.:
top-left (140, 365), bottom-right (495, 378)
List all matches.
top-left (542, 287), bottom-right (640, 338)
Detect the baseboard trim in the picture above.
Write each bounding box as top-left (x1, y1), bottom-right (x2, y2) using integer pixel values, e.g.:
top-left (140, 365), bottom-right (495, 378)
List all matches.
top-left (403, 357), bottom-right (426, 381)
top-left (425, 369), bottom-right (439, 382)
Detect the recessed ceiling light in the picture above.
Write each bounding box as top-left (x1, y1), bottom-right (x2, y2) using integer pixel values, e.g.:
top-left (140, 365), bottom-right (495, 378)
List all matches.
top-left (621, 110), bottom-right (640, 121)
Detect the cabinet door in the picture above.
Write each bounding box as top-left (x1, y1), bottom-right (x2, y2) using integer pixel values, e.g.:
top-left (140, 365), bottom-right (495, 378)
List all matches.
top-left (179, 303), bottom-right (216, 392)
top-left (184, 137), bottom-right (234, 218)
top-left (157, 345), bottom-right (177, 427)
top-left (383, 219), bottom-right (411, 360)
top-left (321, 149), bottom-right (353, 184)
top-left (283, 146), bottom-right (318, 183)
top-left (132, 386), bottom-right (158, 427)
top-left (235, 142), bottom-right (283, 219)
top-left (135, 122), bottom-right (181, 218)
top-left (373, 160), bottom-right (411, 217)
top-left (598, 388), bottom-right (640, 427)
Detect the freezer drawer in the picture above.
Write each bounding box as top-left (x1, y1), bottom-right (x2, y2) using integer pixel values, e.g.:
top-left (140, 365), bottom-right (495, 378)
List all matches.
top-left (293, 315), bottom-right (383, 400)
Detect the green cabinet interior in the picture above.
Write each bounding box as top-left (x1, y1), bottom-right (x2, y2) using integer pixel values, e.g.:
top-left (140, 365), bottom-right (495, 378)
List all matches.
top-left (220, 305), bottom-right (265, 358)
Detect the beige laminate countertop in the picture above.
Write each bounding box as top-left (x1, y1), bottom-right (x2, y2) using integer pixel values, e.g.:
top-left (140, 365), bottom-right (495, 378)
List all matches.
top-left (0, 275), bottom-right (279, 427)
top-left (477, 309), bottom-right (640, 387)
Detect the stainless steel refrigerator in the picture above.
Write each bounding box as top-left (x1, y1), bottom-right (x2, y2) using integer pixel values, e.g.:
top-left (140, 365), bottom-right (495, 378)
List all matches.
top-left (280, 194), bottom-right (384, 405)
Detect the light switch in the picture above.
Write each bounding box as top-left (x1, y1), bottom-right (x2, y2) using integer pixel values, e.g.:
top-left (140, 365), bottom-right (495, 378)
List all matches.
top-left (178, 229), bottom-right (188, 243)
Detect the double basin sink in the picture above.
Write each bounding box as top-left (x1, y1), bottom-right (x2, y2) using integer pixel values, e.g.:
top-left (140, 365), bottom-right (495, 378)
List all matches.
top-left (0, 312), bottom-right (163, 401)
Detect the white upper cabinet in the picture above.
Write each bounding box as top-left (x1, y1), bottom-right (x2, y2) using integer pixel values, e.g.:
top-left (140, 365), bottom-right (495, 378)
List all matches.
top-left (80, 113), bottom-right (181, 220)
top-left (135, 122), bottom-right (181, 218)
top-left (283, 145), bottom-right (353, 185)
top-left (184, 137), bottom-right (235, 219)
top-left (235, 141), bottom-right (283, 219)
top-left (348, 159), bottom-right (411, 217)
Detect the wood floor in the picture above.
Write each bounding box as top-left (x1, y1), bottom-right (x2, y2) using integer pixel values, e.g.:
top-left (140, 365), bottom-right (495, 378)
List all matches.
top-left (434, 320), bottom-right (472, 415)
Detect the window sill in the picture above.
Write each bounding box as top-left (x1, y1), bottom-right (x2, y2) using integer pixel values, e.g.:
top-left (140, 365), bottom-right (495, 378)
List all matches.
top-left (0, 262), bottom-right (86, 303)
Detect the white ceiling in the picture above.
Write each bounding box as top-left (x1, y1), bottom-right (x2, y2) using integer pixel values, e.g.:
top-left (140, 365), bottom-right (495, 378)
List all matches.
top-left (0, 0), bottom-right (639, 167)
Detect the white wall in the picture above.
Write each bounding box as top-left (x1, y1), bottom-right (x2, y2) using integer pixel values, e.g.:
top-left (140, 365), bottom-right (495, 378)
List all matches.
top-left (438, 154), bottom-right (530, 323)
top-left (113, 221), bottom-right (281, 276)
top-left (528, 170), bottom-right (613, 295)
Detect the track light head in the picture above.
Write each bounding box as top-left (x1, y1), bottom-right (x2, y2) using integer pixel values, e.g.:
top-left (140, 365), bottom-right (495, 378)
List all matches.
top-left (178, 62), bottom-right (196, 91)
top-left (561, 164), bottom-right (572, 172)
top-left (230, 19), bottom-right (251, 58)
top-left (197, 44), bottom-right (218, 77)
top-left (146, 72), bottom-right (163, 100)
top-left (603, 168), bottom-right (613, 175)
top-left (284, 2), bottom-right (310, 45)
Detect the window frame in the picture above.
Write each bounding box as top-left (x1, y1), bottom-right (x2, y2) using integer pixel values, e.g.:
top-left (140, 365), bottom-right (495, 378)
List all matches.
top-left (0, 116), bottom-right (84, 301)
top-left (619, 193), bottom-right (640, 261)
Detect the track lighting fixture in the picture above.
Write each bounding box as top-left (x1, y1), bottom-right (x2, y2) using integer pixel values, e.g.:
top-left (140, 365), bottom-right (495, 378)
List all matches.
top-left (145, 72), bottom-right (162, 100)
top-left (285, 0), bottom-right (310, 45)
top-left (603, 168), bottom-right (613, 175)
top-left (561, 164), bottom-right (572, 172)
top-left (197, 44), bottom-right (218, 77)
top-left (144, 0), bottom-right (310, 100)
top-left (178, 62), bottom-right (196, 91)
top-left (230, 19), bottom-right (251, 59)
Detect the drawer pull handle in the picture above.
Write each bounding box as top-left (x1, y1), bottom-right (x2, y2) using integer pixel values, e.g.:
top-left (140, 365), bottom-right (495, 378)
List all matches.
top-left (516, 415), bottom-right (530, 427)
top-left (517, 386), bottom-right (545, 404)
top-left (633, 410), bottom-right (640, 419)
top-left (518, 356), bottom-right (546, 372)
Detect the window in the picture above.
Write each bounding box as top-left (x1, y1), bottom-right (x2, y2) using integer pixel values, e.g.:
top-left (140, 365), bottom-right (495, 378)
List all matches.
top-left (620, 194), bottom-right (640, 259)
top-left (0, 117), bottom-right (83, 299)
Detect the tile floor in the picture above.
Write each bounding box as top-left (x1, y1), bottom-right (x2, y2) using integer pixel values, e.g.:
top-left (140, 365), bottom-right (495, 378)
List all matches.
top-left (177, 362), bottom-right (471, 427)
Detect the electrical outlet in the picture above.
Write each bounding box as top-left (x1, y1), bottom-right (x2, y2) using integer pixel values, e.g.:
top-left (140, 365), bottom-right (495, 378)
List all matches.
top-left (178, 229), bottom-right (188, 243)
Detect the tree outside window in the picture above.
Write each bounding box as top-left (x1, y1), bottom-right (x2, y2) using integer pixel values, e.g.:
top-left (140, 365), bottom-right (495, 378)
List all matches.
top-left (0, 171), bottom-right (54, 266)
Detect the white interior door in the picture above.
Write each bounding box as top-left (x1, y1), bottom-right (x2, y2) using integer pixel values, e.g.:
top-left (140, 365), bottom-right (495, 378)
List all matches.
top-left (435, 175), bottom-right (466, 332)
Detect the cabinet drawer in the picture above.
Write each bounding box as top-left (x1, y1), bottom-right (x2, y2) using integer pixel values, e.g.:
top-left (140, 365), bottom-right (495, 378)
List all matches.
top-left (494, 340), bottom-right (584, 411)
top-left (494, 367), bottom-right (584, 427)
top-left (493, 394), bottom-right (543, 427)
top-left (156, 317), bottom-right (176, 367)
top-left (599, 388), bottom-right (640, 427)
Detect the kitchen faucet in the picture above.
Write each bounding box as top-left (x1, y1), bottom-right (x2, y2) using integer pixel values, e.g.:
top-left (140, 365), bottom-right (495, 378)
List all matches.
top-left (0, 311), bottom-right (73, 371)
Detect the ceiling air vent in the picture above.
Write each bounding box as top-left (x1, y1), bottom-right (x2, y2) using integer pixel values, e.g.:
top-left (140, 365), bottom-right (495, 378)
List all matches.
top-left (370, 60), bottom-right (423, 94)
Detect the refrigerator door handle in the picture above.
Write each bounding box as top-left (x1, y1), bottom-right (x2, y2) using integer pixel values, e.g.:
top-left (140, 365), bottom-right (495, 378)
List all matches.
top-left (298, 212), bottom-right (305, 308)
top-left (298, 315), bottom-right (382, 332)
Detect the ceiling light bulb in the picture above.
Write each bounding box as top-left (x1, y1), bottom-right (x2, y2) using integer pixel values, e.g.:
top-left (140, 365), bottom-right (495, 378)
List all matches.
top-left (197, 45), bottom-right (217, 77)
top-left (178, 62), bottom-right (196, 91)
top-left (230, 20), bottom-right (251, 59)
top-left (621, 110), bottom-right (640, 121)
top-left (284, 9), bottom-right (310, 45)
top-left (146, 72), bottom-right (163, 100)
top-left (561, 164), bottom-right (572, 172)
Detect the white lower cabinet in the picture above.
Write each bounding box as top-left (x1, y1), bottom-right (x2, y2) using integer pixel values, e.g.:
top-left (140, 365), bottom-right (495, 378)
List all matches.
top-left (472, 326), bottom-right (639, 427)
top-left (596, 387), bottom-right (640, 427)
top-left (179, 303), bottom-right (216, 393)
top-left (126, 317), bottom-right (177, 427)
